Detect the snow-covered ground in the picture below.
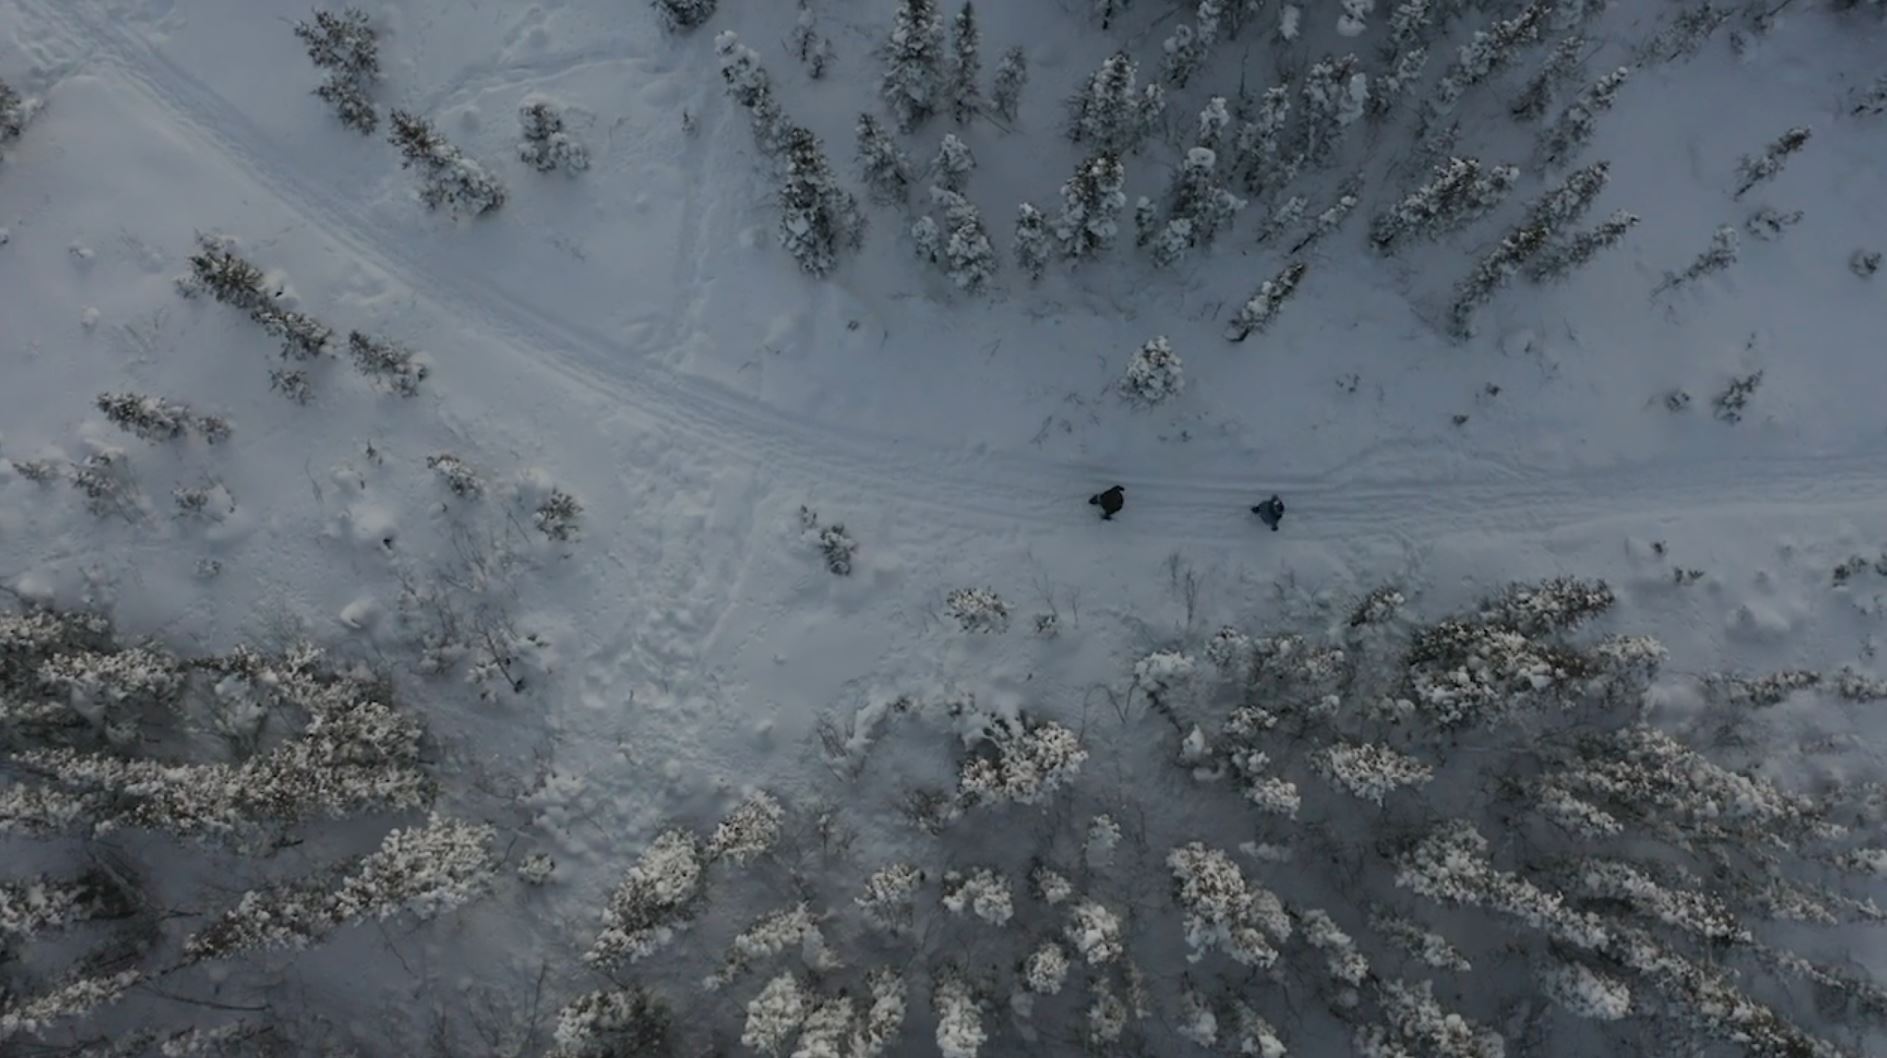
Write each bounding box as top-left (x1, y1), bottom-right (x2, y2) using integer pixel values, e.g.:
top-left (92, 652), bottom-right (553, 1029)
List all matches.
top-left (3, 0), bottom-right (1886, 1053)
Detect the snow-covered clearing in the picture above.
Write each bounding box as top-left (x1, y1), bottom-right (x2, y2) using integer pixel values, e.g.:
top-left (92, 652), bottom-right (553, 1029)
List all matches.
top-left (2, 0), bottom-right (1886, 1053)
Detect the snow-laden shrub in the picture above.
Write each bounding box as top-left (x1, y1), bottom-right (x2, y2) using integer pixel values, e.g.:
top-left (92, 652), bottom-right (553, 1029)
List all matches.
top-left (1135, 648), bottom-right (1196, 707)
top-left (1540, 961), bottom-right (1631, 1021)
top-left (946, 588), bottom-right (1009, 633)
top-left (881, 0), bottom-right (946, 132)
top-left (1052, 151), bottom-right (1126, 260)
top-left (778, 126), bottom-right (865, 278)
top-left (1121, 336), bottom-right (1184, 405)
top-left (534, 487), bottom-right (584, 541)
top-left (586, 829), bottom-right (705, 966)
top-left (1315, 742), bottom-right (1433, 805)
top-left (1226, 261), bottom-right (1307, 342)
top-left (856, 863), bottom-right (924, 934)
top-left (706, 903), bottom-right (838, 989)
top-left (956, 715), bottom-right (1087, 808)
top-left (0, 969), bottom-right (141, 1038)
top-left (855, 114), bottom-right (912, 203)
top-left (1019, 941), bottom-right (1070, 994)
top-left (347, 331), bottom-right (428, 395)
top-left (294, 8), bottom-right (380, 133)
top-left (990, 46), bottom-right (1027, 123)
top-left (849, 969), bottom-right (907, 1058)
top-left (388, 110), bottom-right (507, 216)
top-left (717, 32), bottom-right (789, 154)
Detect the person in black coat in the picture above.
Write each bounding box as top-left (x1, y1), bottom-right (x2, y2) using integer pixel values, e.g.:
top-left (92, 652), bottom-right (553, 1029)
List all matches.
top-left (1089, 485), bottom-right (1125, 520)
top-left (1252, 494), bottom-right (1285, 531)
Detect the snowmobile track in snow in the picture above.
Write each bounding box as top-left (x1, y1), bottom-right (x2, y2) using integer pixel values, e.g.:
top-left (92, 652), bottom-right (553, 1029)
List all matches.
top-left (31, 1), bottom-right (1887, 547)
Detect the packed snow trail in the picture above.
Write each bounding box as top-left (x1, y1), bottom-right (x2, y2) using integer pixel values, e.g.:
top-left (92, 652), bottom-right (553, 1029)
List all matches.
top-left (27, 0), bottom-right (1887, 546)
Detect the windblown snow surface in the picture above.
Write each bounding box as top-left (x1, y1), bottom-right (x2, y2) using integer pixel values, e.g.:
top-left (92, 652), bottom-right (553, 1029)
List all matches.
top-left (1, 0), bottom-right (1885, 1054)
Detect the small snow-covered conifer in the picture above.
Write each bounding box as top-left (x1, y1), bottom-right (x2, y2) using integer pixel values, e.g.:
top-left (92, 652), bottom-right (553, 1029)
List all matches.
top-left (946, 3), bottom-right (983, 124)
top-left (792, 998), bottom-right (853, 1058)
top-left (743, 973), bottom-right (810, 1056)
top-left (586, 828), bottom-right (704, 966)
top-left (1537, 66), bottom-right (1628, 167)
top-left (856, 863), bottom-right (924, 933)
top-left (347, 331), bottom-right (428, 395)
top-left (1020, 941), bottom-right (1071, 994)
top-left (534, 487), bottom-right (583, 541)
top-left (779, 127), bottom-right (864, 278)
top-left (1032, 864), bottom-right (1074, 905)
top-left (1291, 182), bottom-right (1360, 253)
top-left (1527, 209), bottom-right (1636, 281)
top-left (1226, 261), bottom-right (1307, 342)
top-left (0, 871), bottom-right (125, 938)
top-left (1654, 224), bottom-right (1739, 295)
top-left (1512, 35), bottom-right (1585, 121)
top-left (990, 46), bottom-right (1028, 123)
top-left (718, 32), bottom-right (789, 155)
top-left (427, 453), bottom-right (484, 499)
top-left (518, 101), bottom-right (590, 173)
top-left (251, 302), bottom-right (335, 360)
top-left (96, 393), bottom-right (226, 444)
top-left (1378, 978), bottom-right (1504, 1058)
top-left (932, 975), bottom-right (986, 1058)
top-left (791, 1), bottom-right (833, 80)
top-left (0, 969), bottom-right (142, 1038)
top-left (941, 867), bottom-right (1013, 925)
top-left (1052, 152), bottom-right (1126, 260)
top-left (1733, 126), bottom-right (1810, 199)
top-left (945, 587), bottom-right (1009, 633)
top-left (1071, 53), bottom-right (1158, 155)
top-left (1121, 335), bottom-right (1184, 405)
top-left (1013, 202), bottom-right (1050, 281)
top-left (706, 903), bottom-right (836, 989)
top-left (1302, 54), bottom-right (1368, 160)
top-left (882, 0), bottom-right (946, 132)
top-left (933, 133), bottom-right (975, 192)
top-left (1134, 649), bottom-right (1196, 709)
top-left (1301, 907), bottom-right (1370, 985)
top-left (855, 113), bottom-right (912, 203)
top-left (1315, 742), bottom-right (1434, 804)
top-left (1745, 206), bottom-right (1804, 241)
top-left (1447, 222), bottom-right (1553, 337)
top-left (1195, 95), bottom-right (1232, 157)
top-left (388, 110), bottom-right (507, 216)
top-left (957, 716), bottom-right (1087, 808)
top-left (1372, 45), bottom-right (1431, 120)
top-left (295, 8), bottom-right (380, 133)
top-left (1235, 86), bottom-right (1293, 195)
top-left (1166, 147), bottom-right (1246, 247)
top-left (913, 214), bottom-right (943, 263)
top-left (849, 969), bottom-right (907, 1058)
top-left (184, 236), bottom-right (270, 311)
top-left (1255, 194), bottom-right (1306, 244)
top-left (1168, 842), bottom-right (1291, 967)
top-left (1541, 961), bottom-right (1631, 1021)
top-left (707, 790), bottom-right (784, 865)
top-left (1370, 909), bottom-right (1471, 971)
top-left (1086, 980), bottom-right (1129, 1045)
top-left (653, 0), bottom-right (718, 31)
top-left (1162, 23), bottom-right (1206, 89)
top-left (1369, 156), bottom-right (1520, 253)
top-left (1065, 898), bottom-right (1124, 964)
top-left (550, 987), bottom-right (670, 1058)
top-left (1134, 196), bottom-right (1161, 248)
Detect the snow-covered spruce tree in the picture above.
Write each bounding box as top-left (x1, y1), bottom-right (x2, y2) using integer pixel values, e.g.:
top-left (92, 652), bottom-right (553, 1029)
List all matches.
top-left (293, 8), bottom-right (379, 134)
top-left (932, 974), bottom-right (987, 1058)
top-left (881, 0), bottom-right (946, 132)
top-left (990, 46), bottom-right (1027, 124)
top-left (95, 393), bottom-right (228, 444)
top-left (1371, 43), bottom-right (1431, 121)
top-left (518, 100), bottom-right (590, 173)
top-left (856, 863), bottom-right (924, 934)
top-left (586, 828), bottom-right (706, 967)
top-left (346, 330), bottom-right (428, 396)
top-left (387, 110), bottom-right (507, 216)
top-left (652, 0), bottom-right (717, 31)
top-left (1013, 202), bottom-right (1050, 282)
top-left (1070, 53), bottom-right (1160, 156)
top-left (1447, 222), bottom-right (1553, 338)
top-left (1301, 53), bottom-right (1368, 162)
top-left (1653, 223), bottom-right (1739, 296)
top-left (0, 969), bottom-right (142, 1038)
top-left (1289, 181), bottom-right (1360, 254)
top-left (924, 187), bottom-right (997, 293)
top-left (1163, 147), bottom-right (1246, 253)
top-left (1537, 66), bottom-right (1628, 168)
top-left (1135, 196), bottom-right (1163, 251)
top-left (1051, 151), bottom-right (1126, 261)
top-left (182, 235), bottom-right (270, 311)
top-left (946, 2), bottom-right (982, 124)
top-left (932, 133), bottom-right (975, 192)
top-left (718, 32), bottom-right (789, 156)
top-left (550, 987), bottom-right (672, 1058)
top-left (855, 113), bottom-right (912, 204)
top-left (1427, 0), bottom-right (1550, 127)
top-left (1195, 95), bottom-right (1232, 156)
top-left (778, 126), bottom-right (864, 278)
top-left (706, 790), bottom-right (785, 865)
top-left (955, 713), bottom-right (1087, 810)
top-left (0, 77), bottom-right (41, 145)
top-left (1168, 841), bottom-right (1292, 967)
top-left (1733, 126), bottom-right (1810, 199)
top-left (0, 870), bottom-right (129, 939)
top-left (1521, 159), bottom-right (1609, 232)
top-left (180, 814), bottom-right (494, 961)
top-left (741, 972), bottom-right (809, 1056)
top-left (1368, 156), bottom-right (1520, 254)
top-left (534, 486), bottom-right (583, 541)
top-left (703, 903), bottom-right (837, 990)
top-left (1121, 335), bottom-right (1185, 405)
top-left (941, 867), bottom-right (1014, 925)
top-left (1233, 85), bottom-right (1294, 197)
top-left (1511, 34), bottom-right (1585, 121)
top-left (1314, 741), bottom-right (1433, 805)
top-left (1225, 261), bottom-right (1307, 342)
top-left (791, 0), bottom-right (834, 81)
top-left (1527, 208), bottom-right (1637, 282)
top-left (1254, 194), bottom-right (1305, 244)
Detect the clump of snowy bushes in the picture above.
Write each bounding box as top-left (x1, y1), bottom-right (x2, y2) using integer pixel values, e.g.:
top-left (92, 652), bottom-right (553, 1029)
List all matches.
top-left (294, 8), bottom-right (380, 134)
